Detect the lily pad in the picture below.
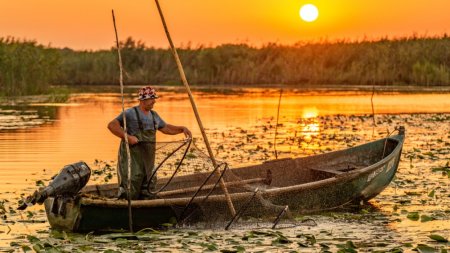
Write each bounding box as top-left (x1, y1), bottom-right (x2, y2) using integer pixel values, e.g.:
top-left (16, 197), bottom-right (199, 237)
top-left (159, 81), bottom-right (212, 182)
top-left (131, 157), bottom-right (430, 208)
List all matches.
top-left (428, 234), bottom-right (448, 243)
top-left (407, 212), bottom-right (420, 221)
top-left (199, 242), bottom-right (218, 251)
top-left (21, 245), bottom-right (33, 252)
top-left (27, 235), bottom-right (40, 243)
top-left (416, 244), bottom-right (436, 253)
top-left (420, 215), bottom-right (435, 222)
top-left (428, 190), bottom-right (435, 198)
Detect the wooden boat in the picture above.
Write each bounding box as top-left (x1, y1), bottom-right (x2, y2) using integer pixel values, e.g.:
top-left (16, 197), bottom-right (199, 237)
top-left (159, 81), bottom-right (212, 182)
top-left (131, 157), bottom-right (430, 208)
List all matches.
top-left (44, 127), bottom-right (405, 232)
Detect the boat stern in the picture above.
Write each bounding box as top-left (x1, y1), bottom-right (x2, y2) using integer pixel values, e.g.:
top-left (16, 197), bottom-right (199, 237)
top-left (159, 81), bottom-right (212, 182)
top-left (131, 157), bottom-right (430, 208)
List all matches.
top-left (44, 196), bottom-right (82, 231)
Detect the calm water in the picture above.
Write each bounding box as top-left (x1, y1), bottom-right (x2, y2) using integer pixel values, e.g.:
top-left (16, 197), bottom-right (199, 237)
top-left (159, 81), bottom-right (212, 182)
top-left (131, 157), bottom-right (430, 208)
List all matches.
top-left (0, 87), bottom-right (449, 251)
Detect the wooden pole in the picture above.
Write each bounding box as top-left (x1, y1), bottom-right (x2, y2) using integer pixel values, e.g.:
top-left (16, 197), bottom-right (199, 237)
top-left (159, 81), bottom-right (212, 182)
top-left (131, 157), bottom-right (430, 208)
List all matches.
top-left (153, 0), bottom-right (236, 216)
top-left (274, 89), bottom-right (283, 159)
top-left (371, 86), bottom-right (376, 138)
top-left (112, 10), bottom-right (133, 233)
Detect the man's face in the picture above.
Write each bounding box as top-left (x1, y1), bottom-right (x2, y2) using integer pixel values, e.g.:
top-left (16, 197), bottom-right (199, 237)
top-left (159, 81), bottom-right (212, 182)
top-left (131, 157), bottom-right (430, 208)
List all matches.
top-left (140, 98), bottom-right (156, 111)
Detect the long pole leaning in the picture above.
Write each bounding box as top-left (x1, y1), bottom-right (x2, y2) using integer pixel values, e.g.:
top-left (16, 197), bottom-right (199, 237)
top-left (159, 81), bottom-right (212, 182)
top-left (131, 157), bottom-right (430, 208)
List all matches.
top-left (112, 10), bottom-right (133, 233)
top-left (153, 0), bottom-right (236, 216)
top-left (274, 89), bottom-right (283, 159)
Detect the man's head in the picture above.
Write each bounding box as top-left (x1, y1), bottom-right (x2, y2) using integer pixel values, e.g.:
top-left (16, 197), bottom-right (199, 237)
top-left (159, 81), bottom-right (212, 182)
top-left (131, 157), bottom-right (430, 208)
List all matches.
top-left (138, 86), bottom-right (158, 111)
top-left (138, 86), bottom-right (158, 100)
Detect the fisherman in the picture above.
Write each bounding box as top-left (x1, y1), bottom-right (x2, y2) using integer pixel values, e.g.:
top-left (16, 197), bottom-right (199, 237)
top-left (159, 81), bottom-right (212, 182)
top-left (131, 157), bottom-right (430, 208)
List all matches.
top-left (107, 86), bottom-right (192, 200)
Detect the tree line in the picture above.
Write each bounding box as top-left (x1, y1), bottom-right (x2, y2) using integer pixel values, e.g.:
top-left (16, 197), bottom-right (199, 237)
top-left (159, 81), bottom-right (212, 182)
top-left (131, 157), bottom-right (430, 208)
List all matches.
top-left (1, 35), bottom-right (450, 96)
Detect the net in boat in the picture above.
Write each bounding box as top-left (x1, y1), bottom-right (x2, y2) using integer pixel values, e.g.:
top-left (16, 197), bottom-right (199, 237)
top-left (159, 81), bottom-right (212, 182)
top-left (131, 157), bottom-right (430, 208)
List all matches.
top-left (112, 138), bottom-right (311, 229)
top-left (87, 137), bottom-right (310, 229)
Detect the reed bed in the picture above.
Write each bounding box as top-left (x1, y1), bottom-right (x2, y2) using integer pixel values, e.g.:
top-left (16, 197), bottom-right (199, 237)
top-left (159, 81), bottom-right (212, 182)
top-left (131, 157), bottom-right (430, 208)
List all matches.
top-left (1, 35), bottom-right (450, 96)
top-left (0, 37), bottom-right (59, 96)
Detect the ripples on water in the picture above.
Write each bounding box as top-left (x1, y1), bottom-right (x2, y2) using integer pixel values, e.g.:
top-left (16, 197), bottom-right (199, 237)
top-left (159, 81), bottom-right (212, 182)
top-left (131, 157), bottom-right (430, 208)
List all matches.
top-left (0, 89), bottom-right (449, 252)
top-left (0, 108), bottom-right (50, 130)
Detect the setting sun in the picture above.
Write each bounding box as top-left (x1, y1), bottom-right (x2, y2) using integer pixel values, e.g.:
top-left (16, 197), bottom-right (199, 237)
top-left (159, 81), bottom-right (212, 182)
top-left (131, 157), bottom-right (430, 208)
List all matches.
top-left (299, 4), bottom-right (319, 22)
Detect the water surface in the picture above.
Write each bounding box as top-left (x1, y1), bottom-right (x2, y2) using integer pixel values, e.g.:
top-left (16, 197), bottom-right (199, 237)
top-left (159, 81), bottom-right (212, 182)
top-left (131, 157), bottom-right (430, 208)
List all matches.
top-left (0, 87), bottom-right (449, 251)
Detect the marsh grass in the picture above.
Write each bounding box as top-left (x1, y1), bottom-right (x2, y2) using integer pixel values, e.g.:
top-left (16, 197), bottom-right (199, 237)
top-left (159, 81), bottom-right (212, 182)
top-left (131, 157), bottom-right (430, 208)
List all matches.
top-left (56, 36), bottom-right (450, 87)
top-left (46, 86), bottom-right (71, 103)
top-left (1, 35), bottom-right (450, 98)
top-left (0, 37), bottom-right (59, 97)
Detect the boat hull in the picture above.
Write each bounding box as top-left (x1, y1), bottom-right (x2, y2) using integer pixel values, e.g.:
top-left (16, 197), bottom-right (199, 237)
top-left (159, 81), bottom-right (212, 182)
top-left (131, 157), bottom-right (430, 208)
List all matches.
top-left (44, 131), bottom-right (405, 231)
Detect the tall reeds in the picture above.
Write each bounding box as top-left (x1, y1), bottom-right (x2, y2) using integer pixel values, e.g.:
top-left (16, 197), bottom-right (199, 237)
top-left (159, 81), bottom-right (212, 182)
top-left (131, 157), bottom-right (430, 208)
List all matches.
top-left (1, 35), bottom-right (450, 97)
top-left (54, 36), bottom-right (450, 87)
top-left (0, 37), bottom-right (59, 96)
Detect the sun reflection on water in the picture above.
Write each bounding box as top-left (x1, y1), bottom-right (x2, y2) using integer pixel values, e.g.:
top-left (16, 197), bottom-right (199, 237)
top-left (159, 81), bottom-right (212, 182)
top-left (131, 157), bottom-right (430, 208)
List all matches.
top-left (299, 108), bottom-right (320, 143)
top-left (302, 107), bottom-right (319, 119)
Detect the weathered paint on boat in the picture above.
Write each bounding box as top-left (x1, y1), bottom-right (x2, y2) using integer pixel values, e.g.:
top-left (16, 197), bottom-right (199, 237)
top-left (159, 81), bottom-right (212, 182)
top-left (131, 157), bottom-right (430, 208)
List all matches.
top-left (44, 127), bottom-right (405, 231)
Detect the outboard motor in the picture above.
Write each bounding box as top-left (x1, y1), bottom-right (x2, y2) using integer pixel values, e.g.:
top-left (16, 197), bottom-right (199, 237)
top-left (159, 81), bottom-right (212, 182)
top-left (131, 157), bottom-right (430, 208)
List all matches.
top-left (18, 161), bottom-right (91, 210)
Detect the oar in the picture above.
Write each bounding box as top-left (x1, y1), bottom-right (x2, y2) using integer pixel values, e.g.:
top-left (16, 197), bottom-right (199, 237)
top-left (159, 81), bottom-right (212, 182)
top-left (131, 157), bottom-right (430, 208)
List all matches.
top-left (112, 10), bottom-right (133, 233)
top-left (153, 0), bottom-right (236, 216)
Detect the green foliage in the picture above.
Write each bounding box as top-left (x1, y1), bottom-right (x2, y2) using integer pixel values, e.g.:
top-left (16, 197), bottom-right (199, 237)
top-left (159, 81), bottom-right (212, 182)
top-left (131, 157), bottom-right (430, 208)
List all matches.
top-left (429, 234), bottom-right (449, 243)
top-left (407, 212), bottom-right (420, 221)
top-left (0, 37), bottom-right (59, 96)
top-left (2, 35), bottom-right (450, 98)
top-left (55, 36), bottom-right (450, 87)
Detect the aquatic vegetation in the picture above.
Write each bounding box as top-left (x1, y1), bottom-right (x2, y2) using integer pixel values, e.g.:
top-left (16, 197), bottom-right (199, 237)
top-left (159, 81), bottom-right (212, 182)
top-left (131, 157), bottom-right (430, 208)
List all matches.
top-left (0, 37), bottom-right (59, 97)
top-left (3, 36), bottom-right (450, 97)
top-left (2, 112), bottom-right (450, 252)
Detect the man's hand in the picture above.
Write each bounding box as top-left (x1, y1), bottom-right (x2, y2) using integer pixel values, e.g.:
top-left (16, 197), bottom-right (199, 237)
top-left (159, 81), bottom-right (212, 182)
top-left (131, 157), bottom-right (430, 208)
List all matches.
top-left (108, 119), bottom-right (140, 145)
top-left (182, 126), bottom-right (192, 139)
top-left (127, 135), bottom-right (139, 145)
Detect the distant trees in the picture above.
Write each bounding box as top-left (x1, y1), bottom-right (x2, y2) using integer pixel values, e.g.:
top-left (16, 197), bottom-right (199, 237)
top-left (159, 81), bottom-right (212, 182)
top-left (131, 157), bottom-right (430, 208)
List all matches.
top-left (1, 36), bottom-right (450, 96)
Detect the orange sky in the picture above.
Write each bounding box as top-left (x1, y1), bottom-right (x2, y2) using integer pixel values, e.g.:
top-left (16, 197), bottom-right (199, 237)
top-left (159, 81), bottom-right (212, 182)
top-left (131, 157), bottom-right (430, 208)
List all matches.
top-left (1, 0), bottom-right (449, 50)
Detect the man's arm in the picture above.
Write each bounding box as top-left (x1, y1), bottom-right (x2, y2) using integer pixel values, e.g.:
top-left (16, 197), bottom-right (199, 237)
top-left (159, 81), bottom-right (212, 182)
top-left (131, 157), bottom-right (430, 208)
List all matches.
top-left (107, 119), bottom-right (139, 145)
top-left (159, 124), bottom-right (192, 139)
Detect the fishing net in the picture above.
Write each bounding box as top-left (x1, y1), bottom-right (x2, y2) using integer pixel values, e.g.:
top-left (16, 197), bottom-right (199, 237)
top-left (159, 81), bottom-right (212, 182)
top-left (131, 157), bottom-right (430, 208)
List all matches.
top-left (82, 136), bottom-right (315, 230)
top-left (129, 137), bottom-right (316, 230)
top-left (85, 116), bottom-right (398, 232)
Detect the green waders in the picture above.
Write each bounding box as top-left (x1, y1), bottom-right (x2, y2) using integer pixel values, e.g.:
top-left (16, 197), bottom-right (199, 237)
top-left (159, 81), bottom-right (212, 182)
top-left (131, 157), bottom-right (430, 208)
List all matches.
top-left (117, 107), bottom-right (157, 200)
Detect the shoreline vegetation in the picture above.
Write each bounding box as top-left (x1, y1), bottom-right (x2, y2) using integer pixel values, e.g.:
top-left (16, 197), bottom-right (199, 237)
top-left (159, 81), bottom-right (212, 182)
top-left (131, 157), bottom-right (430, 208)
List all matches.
top-left (1, 35), bottom-right (450, 97)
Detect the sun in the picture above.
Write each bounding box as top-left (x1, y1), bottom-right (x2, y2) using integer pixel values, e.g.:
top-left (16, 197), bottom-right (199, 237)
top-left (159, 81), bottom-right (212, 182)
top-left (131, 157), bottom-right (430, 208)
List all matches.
top-left (299, 4), bottom-right (319, 22)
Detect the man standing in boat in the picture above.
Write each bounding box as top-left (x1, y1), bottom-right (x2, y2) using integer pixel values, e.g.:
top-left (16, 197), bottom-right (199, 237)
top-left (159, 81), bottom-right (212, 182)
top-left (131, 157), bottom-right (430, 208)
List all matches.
top-left (108, 86), bottom-right (192, 200)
